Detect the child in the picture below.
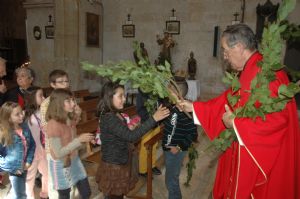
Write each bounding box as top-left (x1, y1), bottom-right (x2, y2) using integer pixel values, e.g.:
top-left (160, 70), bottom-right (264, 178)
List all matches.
top-left (96, 81), bottom-right (170, 199)
top-left (24, 86), bottom-right (48, 199)
top-left (46, 89), bottom-right (94, 199)
top-left (162, 92), bottom-right (197, 199)
top-left (0, 102), bottom-right (36, 199)
top-left (40, 69), bottom-right (71, 127)
top-left (41, 70), bottom-right (81, 199)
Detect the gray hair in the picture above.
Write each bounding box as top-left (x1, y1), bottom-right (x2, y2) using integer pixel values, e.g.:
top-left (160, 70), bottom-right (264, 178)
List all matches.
top-left (15, 67), bottom-right (35, 80)
top-left (222, 23), bottom-right (257, 51)
top-left (0, 57), bottom-right (6, 64)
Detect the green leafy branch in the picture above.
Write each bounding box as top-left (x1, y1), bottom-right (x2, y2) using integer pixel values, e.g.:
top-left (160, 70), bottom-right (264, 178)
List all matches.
top-left (184, 144), bottom-right (199, 187)
top-left (82, 41), bottom-right (197, 187)
top-left (211, 0), bottom-right (300, 152)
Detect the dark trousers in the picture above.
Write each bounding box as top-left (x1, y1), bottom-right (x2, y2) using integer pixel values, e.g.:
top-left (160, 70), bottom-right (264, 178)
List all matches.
top-left (58, 178), bottom-right (91, 199)
top-left (107, 195), bottom-right (124, 199)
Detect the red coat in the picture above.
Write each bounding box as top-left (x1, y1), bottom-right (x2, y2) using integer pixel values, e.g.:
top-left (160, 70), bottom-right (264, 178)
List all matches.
top-left (194, 52), bottom-right (300, 199)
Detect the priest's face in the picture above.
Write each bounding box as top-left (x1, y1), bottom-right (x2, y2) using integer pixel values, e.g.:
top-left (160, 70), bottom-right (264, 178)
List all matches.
top-left (221, 37), bottom-right (245, 71)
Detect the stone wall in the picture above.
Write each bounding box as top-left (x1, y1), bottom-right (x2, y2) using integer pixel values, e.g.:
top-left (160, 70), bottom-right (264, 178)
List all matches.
top-left (23, 0), bottom-right (300, 95)
top-left (24, 0), bottom-right (103, 91)
top-left (101, 0), bottom-right (300, 97)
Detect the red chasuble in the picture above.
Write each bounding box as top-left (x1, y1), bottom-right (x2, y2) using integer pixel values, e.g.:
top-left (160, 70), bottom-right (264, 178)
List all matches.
top-left (193, 52), bottom-right (300, 199)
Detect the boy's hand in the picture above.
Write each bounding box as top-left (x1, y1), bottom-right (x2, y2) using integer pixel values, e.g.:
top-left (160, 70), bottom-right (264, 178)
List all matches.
top-left (166, 146), bottom-right (180, 154)
top-left (152, 105), bottom-right (170, 122)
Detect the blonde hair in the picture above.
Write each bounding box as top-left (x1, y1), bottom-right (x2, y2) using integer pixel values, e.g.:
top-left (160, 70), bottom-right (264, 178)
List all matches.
top-left (0, 102), bottom-right (20, 146)
top-left (46, 88), bottom-right (74, 124)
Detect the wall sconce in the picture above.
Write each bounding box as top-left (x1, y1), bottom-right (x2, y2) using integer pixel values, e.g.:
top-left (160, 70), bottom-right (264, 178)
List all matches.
top-left (231, 12), bottom-right (240, 25)
top-left (45, 14), bottom-right (54, 39)
top-left (122, 14), bottom-right (135, 38)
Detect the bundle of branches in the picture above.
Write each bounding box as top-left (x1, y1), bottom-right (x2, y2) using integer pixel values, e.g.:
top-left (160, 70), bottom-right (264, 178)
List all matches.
top-left (82, 41), bottom-right (197, 185)
top-left (82, 41), bottom-right (185, 113)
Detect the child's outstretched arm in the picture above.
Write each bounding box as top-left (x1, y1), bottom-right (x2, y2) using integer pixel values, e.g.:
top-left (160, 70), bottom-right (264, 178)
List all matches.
top-left (49, 133), bottom-right (94, 159)
top-left (102, 105), bottom-right (169, 142)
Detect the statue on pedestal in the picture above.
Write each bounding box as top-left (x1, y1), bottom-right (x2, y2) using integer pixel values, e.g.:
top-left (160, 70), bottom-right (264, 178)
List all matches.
top-left (188, 51), bottom-right (197, 80)
top-left (156, 31), bottom-right (175, 70)
top-left (133, 42), bottom-right (150, 66)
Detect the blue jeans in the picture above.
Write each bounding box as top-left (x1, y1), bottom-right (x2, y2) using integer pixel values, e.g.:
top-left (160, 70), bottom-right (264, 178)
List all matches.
top-left (9, 171), bottom-right (27, 199)
top-left (164, 151), bottom-right (187, 199)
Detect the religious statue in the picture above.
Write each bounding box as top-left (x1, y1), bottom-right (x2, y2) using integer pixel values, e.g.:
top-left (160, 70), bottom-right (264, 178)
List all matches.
top-left (188, 51), bottom-right (197, 80)
top-left (156, 31), bottom-right (175, 70)
top-left (133, 42), bottom-right (150, 66)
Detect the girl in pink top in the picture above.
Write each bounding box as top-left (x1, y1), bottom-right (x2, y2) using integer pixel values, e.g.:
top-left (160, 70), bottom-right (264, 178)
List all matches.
top-left (24, 86), bottom-right (48, 199)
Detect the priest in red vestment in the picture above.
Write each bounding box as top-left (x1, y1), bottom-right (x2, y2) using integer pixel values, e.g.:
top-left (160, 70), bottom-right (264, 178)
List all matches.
top-left (180, 24), bottom-right (300, 199)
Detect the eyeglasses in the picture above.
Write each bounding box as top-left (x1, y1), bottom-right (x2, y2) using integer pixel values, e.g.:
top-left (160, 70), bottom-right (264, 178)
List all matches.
top-left (55, 80), bottom-right (70, 84)
top-left (221, 44), bottom-right (238, 60)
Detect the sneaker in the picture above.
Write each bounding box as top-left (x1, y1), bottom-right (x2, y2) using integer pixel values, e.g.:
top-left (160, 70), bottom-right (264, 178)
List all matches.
top-left (152, 167), bottom-right (161, 175)
top-left (139, 172), bottom-right (154, 179)
top-left (139, 172), bottom-right (147, 178)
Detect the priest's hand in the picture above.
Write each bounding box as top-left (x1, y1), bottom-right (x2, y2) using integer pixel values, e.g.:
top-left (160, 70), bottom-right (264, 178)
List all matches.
top-left (222, 104), bottom-right (234, 128)
top-left (177, 100), bottom-right (193, 112)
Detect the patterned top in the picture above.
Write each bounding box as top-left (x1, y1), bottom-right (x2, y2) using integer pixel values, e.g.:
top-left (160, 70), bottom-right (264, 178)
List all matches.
top-left (162, 106), bottom-right (197, 151)
top-left (40, 96), bottom-right (50, 127)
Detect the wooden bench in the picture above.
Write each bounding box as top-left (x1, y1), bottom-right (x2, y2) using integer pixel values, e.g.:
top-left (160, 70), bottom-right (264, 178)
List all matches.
top-left (78, 97), bottom-right (99, 122)
top-left (73, 89), bottom-right (91, 102)
top-left (127, 126), bottom-right (164, 199)
top-left (123, 105), bottom-right (138, 117)
top-left (43, 87), bottom-right (91, 102)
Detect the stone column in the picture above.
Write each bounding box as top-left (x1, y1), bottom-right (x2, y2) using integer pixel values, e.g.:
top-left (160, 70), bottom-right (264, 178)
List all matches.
top-left (54, 0), bottom-right (80, 89)
top-left (23, 0), bottom-right (55, 87)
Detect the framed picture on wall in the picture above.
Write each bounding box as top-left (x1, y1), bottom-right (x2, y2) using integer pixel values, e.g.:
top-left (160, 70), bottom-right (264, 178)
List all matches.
top-left (86, 12), bottom-right (99, 47)
top-left (166, 20), bottom-right (180, 35)
top-left (122, 25), bottom-right (135, 38)
top-left (45, 25), bottom-right (54, 39)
